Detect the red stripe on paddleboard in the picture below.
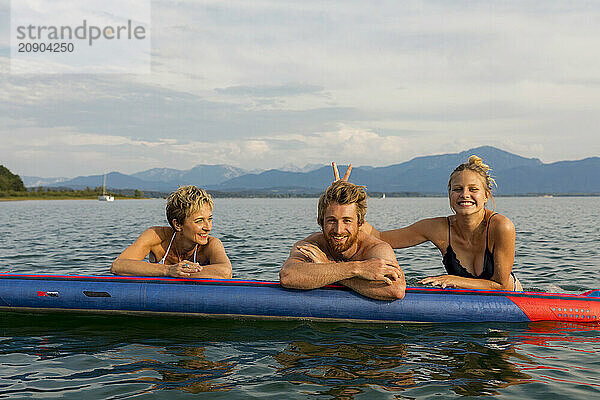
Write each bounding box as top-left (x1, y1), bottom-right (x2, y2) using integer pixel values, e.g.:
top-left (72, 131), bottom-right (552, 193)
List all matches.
top-left (0, 274), bottom-right (278, 284)
top-left (0, 273), bottom-right (350, 288)
top-left (1, 274), bottom-right (598, 299)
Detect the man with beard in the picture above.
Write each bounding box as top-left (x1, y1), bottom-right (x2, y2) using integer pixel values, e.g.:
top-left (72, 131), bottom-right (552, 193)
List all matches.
top-left (279, 180), bottom-right (405, 300)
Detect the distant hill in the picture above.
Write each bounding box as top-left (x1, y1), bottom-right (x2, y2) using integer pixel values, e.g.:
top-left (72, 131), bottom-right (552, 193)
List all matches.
top-left (334, 146), bottom-right (544, 194)
top-left (131, 164), bottom-right (246, 188)
top-left (209, 168), bottom-right (339, 193)
top-left (497, 157), bottom-right (600, 194)
top-left (32, 147), bottom-right (599, 195)
top-left (21, 176), bottom-right (69, 187)
top-left (47, 172), bottom-right (158, 191)
top-left (208, 146), bottom-right (553, 194)
top-left (46, 165), bottom-right (248, 192)
top-left (129, 168), bottom-right (184, 184)
top-left (276, 163), bottom-right (326, 173)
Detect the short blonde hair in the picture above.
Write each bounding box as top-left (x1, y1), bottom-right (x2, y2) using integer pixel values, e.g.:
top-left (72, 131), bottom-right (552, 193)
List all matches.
top-left (166, 185), bottom-right (213, 229)
top-left (317, 181), bottom-right (367, 227)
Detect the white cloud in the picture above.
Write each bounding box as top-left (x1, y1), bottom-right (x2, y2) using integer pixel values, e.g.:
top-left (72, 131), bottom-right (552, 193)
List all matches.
top-left (2, 1), bottom-right (600, 176)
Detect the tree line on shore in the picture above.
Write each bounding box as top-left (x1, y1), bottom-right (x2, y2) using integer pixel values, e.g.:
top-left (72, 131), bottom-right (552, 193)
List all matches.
top-left (0, 165), bottom-right (143, 199)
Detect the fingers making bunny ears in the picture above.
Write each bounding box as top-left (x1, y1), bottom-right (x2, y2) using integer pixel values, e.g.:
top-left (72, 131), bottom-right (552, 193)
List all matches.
top-left (331, 162), bottom-right (353, 182)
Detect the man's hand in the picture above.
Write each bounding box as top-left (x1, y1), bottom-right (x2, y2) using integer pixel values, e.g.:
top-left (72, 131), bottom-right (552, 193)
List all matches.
top-left (297, 243), bottom-right (330, 263)
top-left (332, 162), bottom-right (352, 182)
top-left (354, 258), bottom-right (403, 285)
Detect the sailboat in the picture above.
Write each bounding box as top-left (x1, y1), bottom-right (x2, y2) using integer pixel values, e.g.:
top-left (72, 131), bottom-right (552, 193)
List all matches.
top-left (98, 173), bottom-right (114, 202)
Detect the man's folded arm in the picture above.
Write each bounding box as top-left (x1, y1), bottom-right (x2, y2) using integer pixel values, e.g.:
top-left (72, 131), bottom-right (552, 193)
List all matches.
top-left (279, 243), bottom-right (356, 289)
top-left (339, 277), bottom-right (404, 300)
top-left (340, 243), bottom-right (405, 300)
top-left (279, 242), bottom-right (405, 300)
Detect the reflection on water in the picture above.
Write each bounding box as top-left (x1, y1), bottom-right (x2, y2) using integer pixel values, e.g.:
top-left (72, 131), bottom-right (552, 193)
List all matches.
top-left (273, 325), bottom-right (537, 398)
top-left (275, 341), bottom-right (413, 397)
top-left (511, 322), bottom-right (600, 392)
top-left (430, 341), bottom-right (531, 396)
top-left (145, 346), bottom-right (236, 394)
top-left (3, 313), bottom-right (598, 398)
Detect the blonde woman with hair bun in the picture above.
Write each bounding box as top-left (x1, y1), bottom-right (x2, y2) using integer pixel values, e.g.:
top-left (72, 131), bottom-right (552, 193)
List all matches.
top-left (111, 185), bottom-right (232, 279)
top-left (332, 157), bottom-right (523, 291)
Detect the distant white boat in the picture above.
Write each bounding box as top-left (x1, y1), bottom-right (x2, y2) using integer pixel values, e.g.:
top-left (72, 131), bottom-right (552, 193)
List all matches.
top-left (98, 173), bottom-right (114, 202)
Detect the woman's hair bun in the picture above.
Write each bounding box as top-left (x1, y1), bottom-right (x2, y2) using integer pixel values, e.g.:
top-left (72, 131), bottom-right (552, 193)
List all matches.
top-left (449, 154), bottom-right (496, 192)
top-left (467, 155), bottom-right (490, 172)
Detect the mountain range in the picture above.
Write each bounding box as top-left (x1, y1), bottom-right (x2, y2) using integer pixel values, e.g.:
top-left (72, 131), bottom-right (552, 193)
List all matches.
top-left (21, 146), bottom-right (600, 195)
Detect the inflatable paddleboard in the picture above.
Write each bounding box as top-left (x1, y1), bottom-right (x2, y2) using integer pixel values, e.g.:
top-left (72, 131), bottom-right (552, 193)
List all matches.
top-left (0, 274), bottom-right (599, 323)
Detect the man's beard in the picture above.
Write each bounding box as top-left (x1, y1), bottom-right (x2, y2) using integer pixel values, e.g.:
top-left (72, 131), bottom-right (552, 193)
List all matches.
top-left (326, 229), bottom-right (359, 255)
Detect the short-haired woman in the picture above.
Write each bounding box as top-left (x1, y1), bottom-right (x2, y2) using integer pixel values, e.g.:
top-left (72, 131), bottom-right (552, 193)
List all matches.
top-left (111, 185), bottom-right (232, 278)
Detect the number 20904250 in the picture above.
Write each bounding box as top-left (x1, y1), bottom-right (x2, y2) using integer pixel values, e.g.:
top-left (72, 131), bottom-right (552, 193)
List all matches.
top-left (18, 42), bottom-right (74, 53)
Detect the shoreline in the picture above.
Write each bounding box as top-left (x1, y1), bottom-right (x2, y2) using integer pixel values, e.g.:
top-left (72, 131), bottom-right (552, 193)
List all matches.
top-left (0, 196), bottom-right (148, 202)
top-left (2, 194), bottom-right (599, 202)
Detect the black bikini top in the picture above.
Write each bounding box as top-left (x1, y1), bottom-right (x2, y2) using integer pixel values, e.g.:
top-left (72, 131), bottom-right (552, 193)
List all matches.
top-left (442, 213), bottom-right (497, 280)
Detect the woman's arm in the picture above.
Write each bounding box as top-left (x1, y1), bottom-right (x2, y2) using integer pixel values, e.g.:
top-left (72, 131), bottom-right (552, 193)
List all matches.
top-left (419, 274), bottom-right (505, 290)
top-left (111, 228), bottom-right (202, 277)
top-left (488, 214), bottom-right (517, 290)
top-left (188, 237), bottom-right (232, 279)
top-left (365, 218), bottom-right (444, 249)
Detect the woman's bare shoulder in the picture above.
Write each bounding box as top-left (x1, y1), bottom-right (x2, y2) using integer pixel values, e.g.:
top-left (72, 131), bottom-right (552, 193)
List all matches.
top-left (489, 213), bottom-right (515, 234)
top-left (139, 226), bottom-right (172, 244)
top-left (206, 236), bottom-right (224, 248)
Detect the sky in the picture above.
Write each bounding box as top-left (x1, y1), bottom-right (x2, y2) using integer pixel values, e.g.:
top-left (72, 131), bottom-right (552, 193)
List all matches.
top-left (1, 0), bottom-right (600, 178)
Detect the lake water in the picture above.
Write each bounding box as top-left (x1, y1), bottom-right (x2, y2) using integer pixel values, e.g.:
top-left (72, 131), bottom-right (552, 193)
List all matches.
top-left (1, 197), bottom-right (599, 398)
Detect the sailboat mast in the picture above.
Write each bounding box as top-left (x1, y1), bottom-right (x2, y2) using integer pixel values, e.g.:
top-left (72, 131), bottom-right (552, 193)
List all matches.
top-left (103, 173), bottom-right (107, 196)
top-left (98, 172), bottom-right (114, 201)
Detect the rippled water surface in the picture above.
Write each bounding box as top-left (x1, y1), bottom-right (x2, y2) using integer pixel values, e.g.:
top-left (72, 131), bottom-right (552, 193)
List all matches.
top-left (1, 197), bottom-right (599, 398)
